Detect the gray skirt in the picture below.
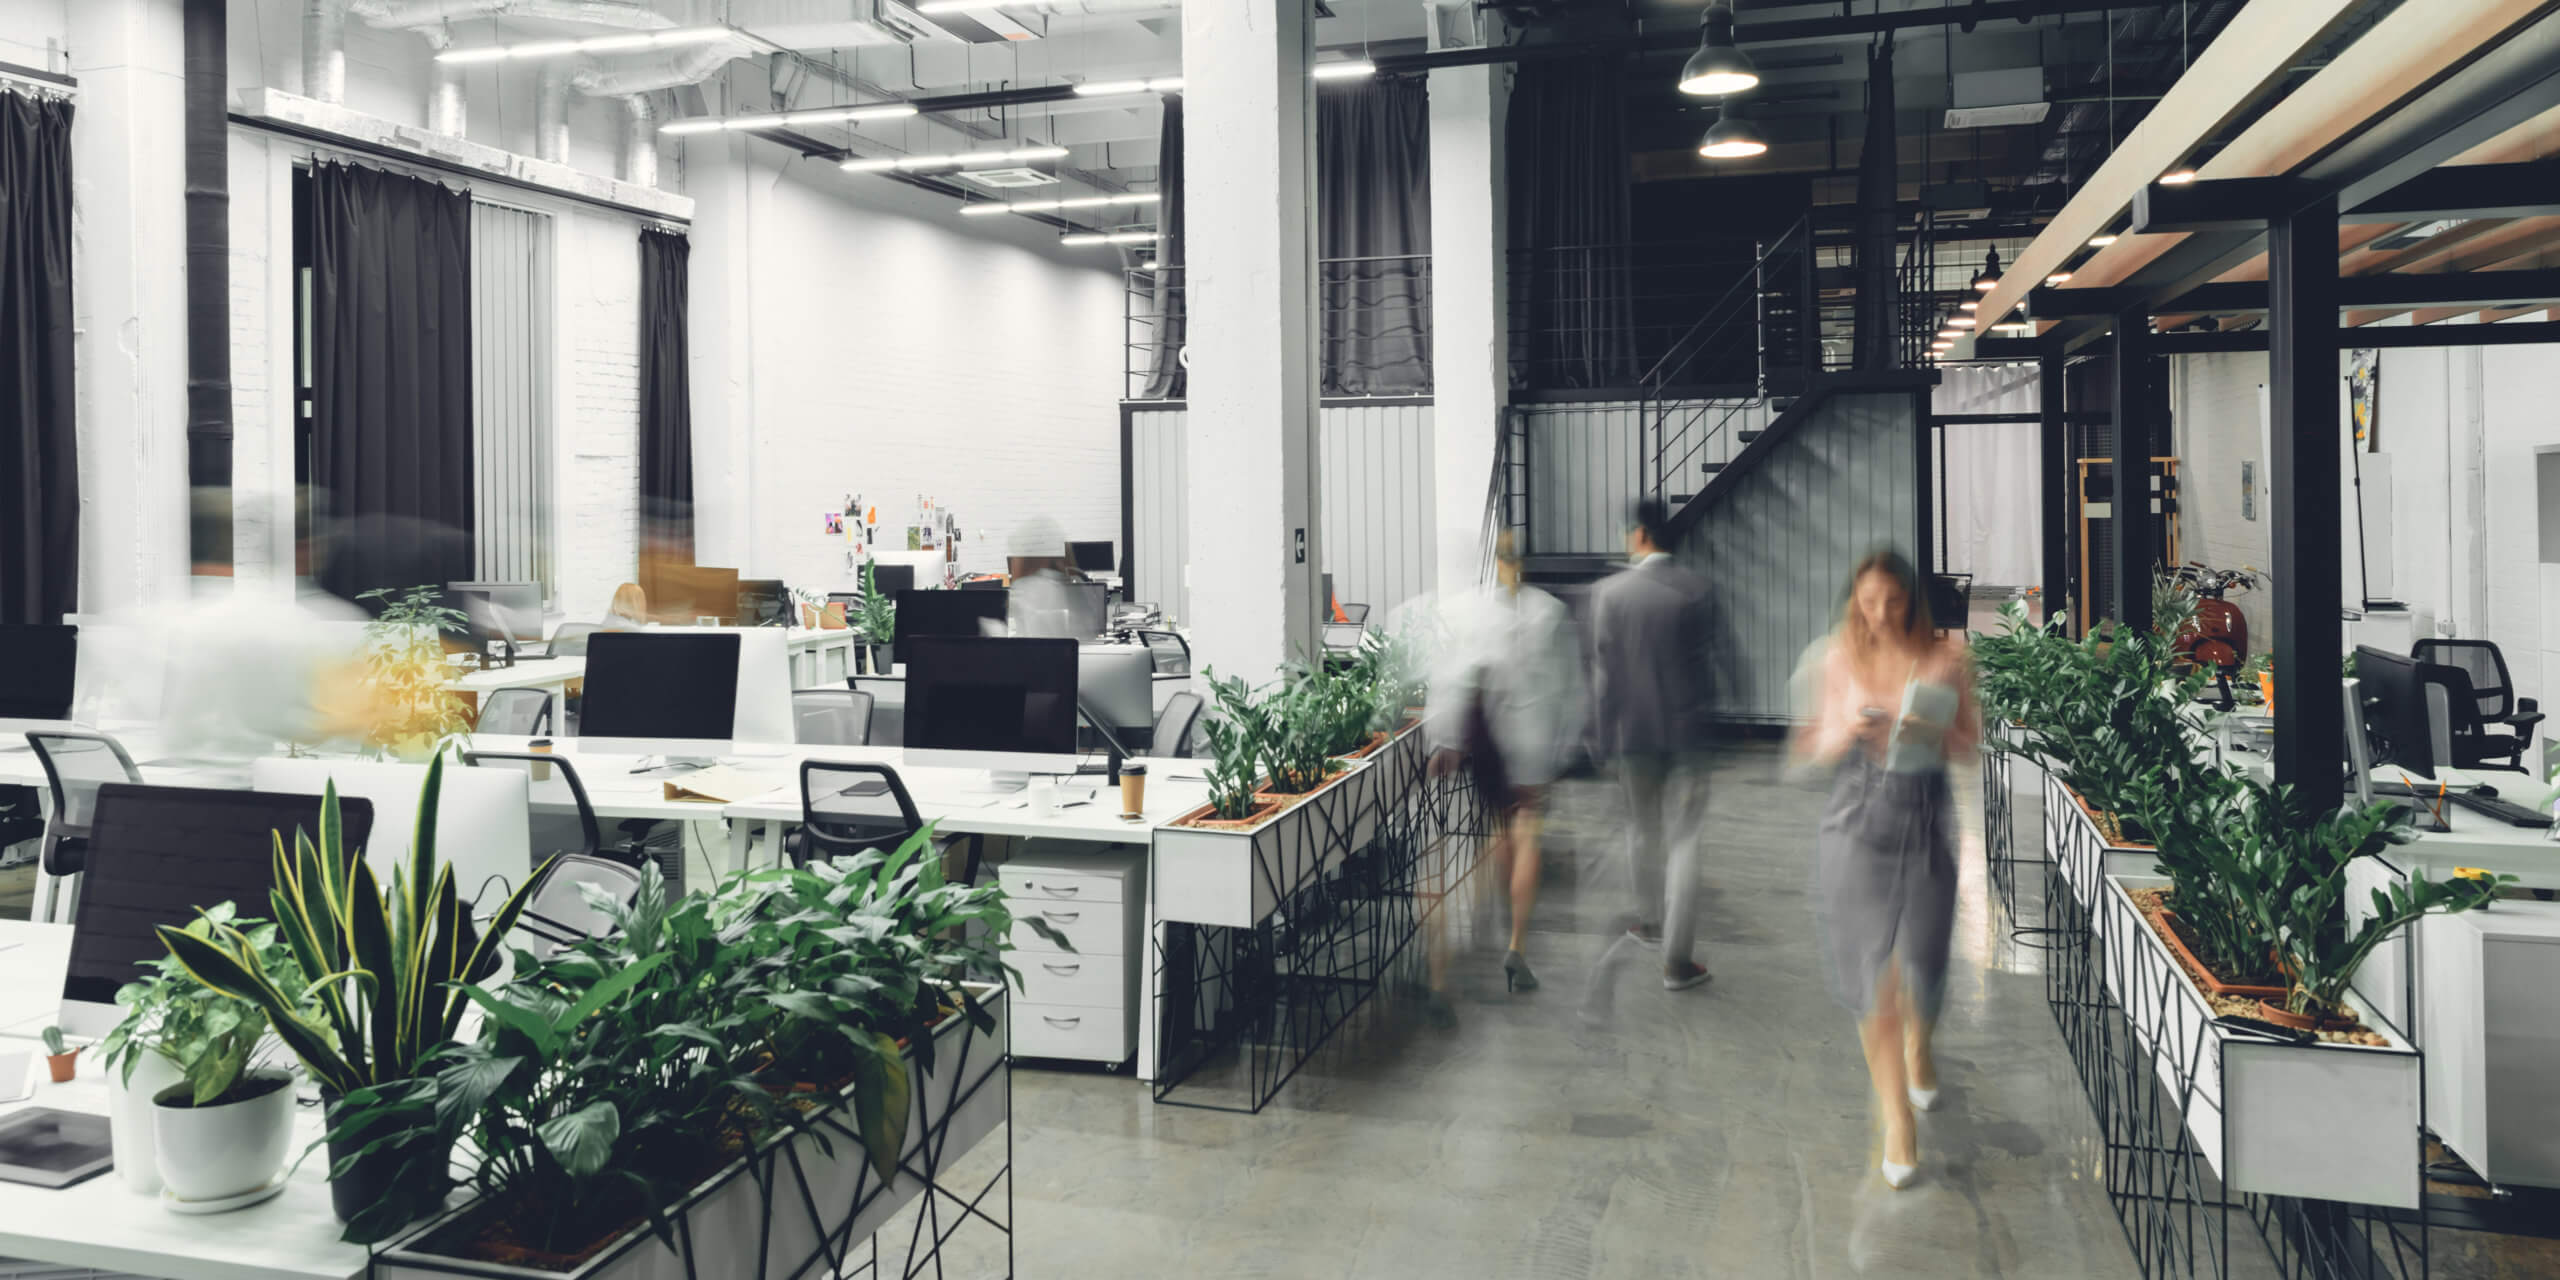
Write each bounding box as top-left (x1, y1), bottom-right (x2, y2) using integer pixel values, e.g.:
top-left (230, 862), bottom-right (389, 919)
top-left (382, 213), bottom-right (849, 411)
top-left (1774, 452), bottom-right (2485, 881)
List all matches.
top-left (1813, 754), bottom-right (1956, 1022)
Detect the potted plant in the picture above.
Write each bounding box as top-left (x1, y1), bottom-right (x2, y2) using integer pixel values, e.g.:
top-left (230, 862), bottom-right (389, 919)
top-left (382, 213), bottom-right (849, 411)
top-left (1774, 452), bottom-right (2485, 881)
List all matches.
top-left (142, 918), bottom-right (309, 1209)
top-left (1169, 671), bottom-right (1277, 831)
top-left (853, 561), bottom-right (896, 674)
top-left (357, 585), bottom-right (477, 761)
top-left (39, 1026), bottom-right (77, 1082)
top-left (158, 759), bottom-right (553, 1240)
top-left (96, 903), bottom-right (300, 1195)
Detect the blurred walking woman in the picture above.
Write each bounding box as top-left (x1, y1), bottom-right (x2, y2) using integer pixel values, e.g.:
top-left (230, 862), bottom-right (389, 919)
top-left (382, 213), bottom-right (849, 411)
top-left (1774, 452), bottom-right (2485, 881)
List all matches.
top-left (1790, 549), bottom-right (1977, 1189)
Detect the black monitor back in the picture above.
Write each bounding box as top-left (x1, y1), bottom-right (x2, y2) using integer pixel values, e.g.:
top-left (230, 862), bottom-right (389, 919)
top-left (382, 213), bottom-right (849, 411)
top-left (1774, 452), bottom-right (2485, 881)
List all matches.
top-left (0, 624), bottom-right (78, 719)
top-left (892, 589), bottom-right (1007, 666)
top-left (905, 636), bottom-right (1079, 756)
top-left (578, 631), bottom-right (742, 740)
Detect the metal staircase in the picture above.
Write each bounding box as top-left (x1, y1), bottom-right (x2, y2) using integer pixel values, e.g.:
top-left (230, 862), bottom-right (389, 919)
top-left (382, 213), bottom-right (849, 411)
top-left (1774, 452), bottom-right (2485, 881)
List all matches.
top-left (1638, 218), bottom-right (1817, 508)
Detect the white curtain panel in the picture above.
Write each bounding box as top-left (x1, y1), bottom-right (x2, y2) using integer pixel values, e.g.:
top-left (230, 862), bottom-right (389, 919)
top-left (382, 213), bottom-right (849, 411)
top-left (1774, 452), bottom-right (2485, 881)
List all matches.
top-left (1933, 363), bottom-right (2044, 589)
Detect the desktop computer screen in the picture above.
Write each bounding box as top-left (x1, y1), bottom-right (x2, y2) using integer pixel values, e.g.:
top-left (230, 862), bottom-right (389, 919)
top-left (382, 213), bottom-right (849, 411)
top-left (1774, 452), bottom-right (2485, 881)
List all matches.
top-left (737, 579), bottom-right (791, 627)
top-left (904, 636), bottom-right (1080, 771)
top-left (1066, 541), bottom-right (1115, 574)
top-left (1077, 645), bottom-right (1154, 750)
top-left (578, 631), bottom-right (742, 744)
top-left (2354, 646), bottom-right (2436, 780)
top-left (893, 589), bottom-right (1008, 666)
top-left (0, 623), bottom-right (78, 719)
top-left (62, 785), bottom-right (376, 1035)
top-left (446, 582), bottom-right (543, 643)
top-left (865, 564), bottom-right (916, 599)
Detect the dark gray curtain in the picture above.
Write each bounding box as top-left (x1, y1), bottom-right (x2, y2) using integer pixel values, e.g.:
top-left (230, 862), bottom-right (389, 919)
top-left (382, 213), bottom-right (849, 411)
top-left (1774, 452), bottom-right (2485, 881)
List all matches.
top-left (1141, 99), bottom-right (1186, 400)
top-left (1507, 58), bottom-right (1636, 390)
top-left (1319, 76), bottom-right (1431, 396)
top-left (639, 229), bottom-right (694, 564)
top-left (0, 92), bottom-right (76, 625)
top-left (310, 161), bottom-right (475, 598)
top-left (1851, 38), bottom-right (1901, 370)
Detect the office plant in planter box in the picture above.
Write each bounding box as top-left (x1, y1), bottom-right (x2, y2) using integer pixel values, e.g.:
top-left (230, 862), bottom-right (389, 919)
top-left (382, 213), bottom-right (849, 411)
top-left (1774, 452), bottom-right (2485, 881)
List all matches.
top-left (158, 759), bottom-right (553, 1240)
top-left (854, 561), bottom-right (896, 674)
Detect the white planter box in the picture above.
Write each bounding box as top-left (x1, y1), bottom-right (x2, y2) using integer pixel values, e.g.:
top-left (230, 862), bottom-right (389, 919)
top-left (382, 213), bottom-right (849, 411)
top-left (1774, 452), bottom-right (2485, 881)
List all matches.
top-left (2100, 876), bottom-right (2422, 1209)
top-left (2043, 773), bottom-right (2156, 914)
top-left (1152, 747), bottom-right (1398, 930)
top-left (376, 985), bottom-right (1009, 1280)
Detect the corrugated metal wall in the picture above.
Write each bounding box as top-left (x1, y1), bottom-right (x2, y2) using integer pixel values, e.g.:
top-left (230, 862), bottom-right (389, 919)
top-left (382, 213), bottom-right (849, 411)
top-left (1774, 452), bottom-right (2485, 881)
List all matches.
top-left (470, 202), bottom-right (556, 596)
top-left (1126, 401), bottom-right (1437, 626)
top-left (1519, 399), bottom-right (1772, 554)
top-left (1676, 390), bottom-right (1920, 723)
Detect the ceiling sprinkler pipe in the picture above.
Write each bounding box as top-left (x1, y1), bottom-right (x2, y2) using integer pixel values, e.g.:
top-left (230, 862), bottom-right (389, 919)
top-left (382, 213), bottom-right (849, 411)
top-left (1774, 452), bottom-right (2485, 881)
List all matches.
top-left (620, 94), bottom-right (658, 187)
top-left (303, 0), bottom-right (348, 104)
top-left (535, 62), bottom-right (572, 163)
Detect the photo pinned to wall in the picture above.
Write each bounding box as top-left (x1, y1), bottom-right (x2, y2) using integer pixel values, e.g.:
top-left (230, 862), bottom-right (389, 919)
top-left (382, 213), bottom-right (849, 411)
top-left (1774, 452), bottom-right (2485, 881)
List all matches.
top-left (824, 512), bottom-right (844, 536)
top-left (2348, 348), bottom-right (2380, 452)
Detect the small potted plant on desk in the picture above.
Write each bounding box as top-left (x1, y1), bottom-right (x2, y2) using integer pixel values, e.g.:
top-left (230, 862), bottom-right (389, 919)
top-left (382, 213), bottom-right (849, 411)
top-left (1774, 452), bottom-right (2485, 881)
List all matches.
top-left (95, 901), bottom-right (287, 1195)
top-left (38, 1026), bottom-right (78, 1082)
top-left (855, 561), bottom-right (897, 674)
top-left (122, 902), bottom-right (315, 1211)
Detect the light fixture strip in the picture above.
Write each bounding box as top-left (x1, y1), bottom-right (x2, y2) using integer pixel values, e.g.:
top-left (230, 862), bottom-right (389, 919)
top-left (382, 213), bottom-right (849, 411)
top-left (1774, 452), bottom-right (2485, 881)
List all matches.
top-left (916, 0), bottom-right (1172, 12)
top-left (843, 144), bottom-right (1070, 173)
top-left (960, 191), bottom-right (1160, 217)
top-left (1311, 60), bottom-right (1377, 81)
top-left (661, 102), bottom-right (919, 136)
top-left (1072, 77), bottom-right (1185, 98)
top-left (439, 26), bottom-right (731, 64)
top-left (1060, 230), bottom-right (1160, 246)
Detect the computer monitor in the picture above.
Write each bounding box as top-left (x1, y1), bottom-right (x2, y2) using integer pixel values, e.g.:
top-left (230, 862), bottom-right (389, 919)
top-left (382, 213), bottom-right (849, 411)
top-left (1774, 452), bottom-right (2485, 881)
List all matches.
top-left (251, 759), bottom-right (532, 910)
top-left (1013, 580), bottom-right (1109, 642)
top-left (1077, 645), bottom-right (1154, 749)
top-left (893, 589), bottom-right (1008, 666)
top-left (0, 623), bottom-right (78, 719)
top-left (1008, 555), bottom-right (1077, 582)
top-left (737, 579), bottom-right (791, 627)
top-left (903, 636), bottom-right (1081, 781)
top-left (865, 563), bottom-right (915, 599)
top-left (577, 631), bottom-right (742, 755)
top-left (2354, 646), bottom-right (2435, 780)
top-left (60, 784), bottom-right (376, 1038)
top-left (1066, 541), bottom-right (1116, 574)
top-left (445, 582), bottom-right (543, 644)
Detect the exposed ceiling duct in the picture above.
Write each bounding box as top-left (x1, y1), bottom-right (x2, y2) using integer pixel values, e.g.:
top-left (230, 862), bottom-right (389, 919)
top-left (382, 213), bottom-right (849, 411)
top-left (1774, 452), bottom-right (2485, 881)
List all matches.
top-left (348, 0), bottom-right (679, 32)
top-left (569, 35), bottom-right (760, 98)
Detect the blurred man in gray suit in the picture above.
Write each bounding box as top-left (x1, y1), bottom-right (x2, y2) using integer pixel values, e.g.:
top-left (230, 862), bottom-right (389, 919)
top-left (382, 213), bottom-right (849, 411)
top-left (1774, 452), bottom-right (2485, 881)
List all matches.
top-left (1587, 499), bottom-right (1719, 991)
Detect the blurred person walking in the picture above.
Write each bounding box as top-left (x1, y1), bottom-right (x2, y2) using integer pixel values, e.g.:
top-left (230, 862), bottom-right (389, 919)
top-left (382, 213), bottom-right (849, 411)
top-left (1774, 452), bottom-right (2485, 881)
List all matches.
top-left (1427, 533), bottom-right (1584, 995)
top-left (1586, 499), bottom-right (1721, 993)
top-left (1791, 549), bottom-right (1977, 1189)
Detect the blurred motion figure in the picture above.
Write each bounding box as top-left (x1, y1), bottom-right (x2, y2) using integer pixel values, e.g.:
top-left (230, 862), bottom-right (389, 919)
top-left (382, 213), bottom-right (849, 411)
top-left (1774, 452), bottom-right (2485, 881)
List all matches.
top-left (1790, 549), bottom-right (1977, 1190)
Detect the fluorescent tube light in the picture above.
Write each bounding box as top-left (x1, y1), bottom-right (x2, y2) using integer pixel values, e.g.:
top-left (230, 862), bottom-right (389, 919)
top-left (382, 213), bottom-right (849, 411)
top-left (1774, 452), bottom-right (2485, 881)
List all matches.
top-left (439, 26), bottom-right (729, 64)
top-left (2160, 169), bottom-right (2198, 185)
top-left (960, 192), bottom-right (1160, 217)
top-left (1073, 77), bottom-right (1183, 97)
top-left (916, 0), bottom-right (1173, 11)
top-left (1061, 231), bottom-right (1159, 246)
top-left (2088, 234), bottom-right (2118, 246)
top-left (1949, 316), bottom-right (1977, 329)
top-left (2046, 272), bottom-right (2072, 285)
top-left (842, 145), bottom-right (1069, 173)
top-left (661, 103), bottom-right (917, 136)
top-left (1312, 60), bottom-right (1377, 81)
top-left (1959, 300), bottom-right (1979, 313)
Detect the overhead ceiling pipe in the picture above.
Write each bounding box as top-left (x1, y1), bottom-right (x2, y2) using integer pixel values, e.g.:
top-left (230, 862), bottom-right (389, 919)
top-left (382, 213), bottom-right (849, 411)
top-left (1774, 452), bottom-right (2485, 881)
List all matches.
top-left (349, 0), bottom-right (675, 30)
top-left (428, 58), bottom-right (467, 135)
top-left (304, 0), bottom-right (349, 103)
top-left (569, 35), bottom-right (755, 97)
top-left (619, 93), bottom-right (658, 186)
top-left (535, 62), bottom-right (573, 163)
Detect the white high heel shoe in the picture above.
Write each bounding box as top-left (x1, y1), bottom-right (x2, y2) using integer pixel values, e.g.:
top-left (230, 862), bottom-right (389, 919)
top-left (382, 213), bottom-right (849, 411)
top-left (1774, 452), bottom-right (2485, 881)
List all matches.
top-left (1880, 1158), bottom-right (1917, 1189)
top-left (1907, 1083), bottom-right (1939, 1112)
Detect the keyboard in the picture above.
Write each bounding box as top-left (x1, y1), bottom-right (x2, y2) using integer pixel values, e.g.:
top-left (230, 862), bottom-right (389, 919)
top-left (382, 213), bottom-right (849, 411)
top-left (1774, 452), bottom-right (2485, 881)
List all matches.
top-left (2446, 790), bottom-right (2554, 829)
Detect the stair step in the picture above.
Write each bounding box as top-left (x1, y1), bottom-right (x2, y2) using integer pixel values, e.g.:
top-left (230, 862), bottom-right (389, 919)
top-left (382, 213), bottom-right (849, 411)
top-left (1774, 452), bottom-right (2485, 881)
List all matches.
top-left (1738, 430), bottom-right (1764, 443)
top-left (1700, 462), bottom-right (1727, 473)
top-left (1669, 494), bottom-right (1696, 505)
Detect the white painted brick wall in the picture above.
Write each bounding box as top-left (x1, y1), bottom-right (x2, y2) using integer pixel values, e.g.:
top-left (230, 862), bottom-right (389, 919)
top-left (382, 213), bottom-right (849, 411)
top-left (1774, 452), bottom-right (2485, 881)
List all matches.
top-left (555, 207), bottom-right (644, 627)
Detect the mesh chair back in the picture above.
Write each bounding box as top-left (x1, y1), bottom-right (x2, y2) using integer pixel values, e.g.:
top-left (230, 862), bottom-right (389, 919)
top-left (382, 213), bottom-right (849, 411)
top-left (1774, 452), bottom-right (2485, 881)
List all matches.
top-left (461, 749), bottom-right (601, 862)
top-left (1138, 629), bottom-right (1191, 676)
top-left (513, 854), bottom-right (644, 959)
top-left (1152, 690), bottom-right (1204, 757)
top-left (26, 732), bottom-right (143, 834)
top-left (478, 688), bottom-right (554, 736)
top-left (549, 622), bottom-right (606, 657)
top-left (798, 760), bottom-right (923, 863)
top-left (2413, 640), bottom-right (2511, 720)
top-left (1341, 602), bottom-right (1371, 625)
top-left (794, 689), bottom-right (875, 746)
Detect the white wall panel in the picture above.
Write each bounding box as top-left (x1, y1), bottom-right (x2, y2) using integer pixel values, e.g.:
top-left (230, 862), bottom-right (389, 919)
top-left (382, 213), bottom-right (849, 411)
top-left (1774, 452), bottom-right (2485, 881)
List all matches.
top-left (471, 201), bottom-right (556, 596)
top-left (1519, 399), bottom-right (1767, 554)
top-left (1129, 406), bottom-right (1188, 624)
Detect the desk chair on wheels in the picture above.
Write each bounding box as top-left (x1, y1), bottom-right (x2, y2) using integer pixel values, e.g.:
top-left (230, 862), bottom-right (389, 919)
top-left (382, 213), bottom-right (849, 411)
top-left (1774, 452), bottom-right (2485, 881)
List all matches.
top-left (2413, 639), bottom-right (2544, 773)
top-left (25, 730), bottom-right (144, 923)
top-left (1152, 691), bottom-right (1205, 758)
top-left (477, 688), bottom-right (555, 736)
top-left (793, 688), bottom-right (876, 746)
top-left (791, 760), bottom-right (983, 885)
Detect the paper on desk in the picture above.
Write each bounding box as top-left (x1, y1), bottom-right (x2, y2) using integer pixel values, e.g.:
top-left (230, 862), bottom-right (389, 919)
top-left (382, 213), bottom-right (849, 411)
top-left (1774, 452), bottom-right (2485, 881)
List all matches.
top-left (662, 765), bottom-right (767, 804)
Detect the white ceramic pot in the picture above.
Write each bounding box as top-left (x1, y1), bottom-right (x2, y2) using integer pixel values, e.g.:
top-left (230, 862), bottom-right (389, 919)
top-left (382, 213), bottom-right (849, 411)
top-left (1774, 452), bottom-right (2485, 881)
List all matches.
top-left (151, 1070), bottom-right (296, 1205)
top-left (107, 1052), bottom-right (186, 1195)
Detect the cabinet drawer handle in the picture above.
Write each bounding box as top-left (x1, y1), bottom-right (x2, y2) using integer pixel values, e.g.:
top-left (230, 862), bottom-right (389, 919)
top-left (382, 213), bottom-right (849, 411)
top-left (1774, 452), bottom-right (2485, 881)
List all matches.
top-left (1042, 1015), bottom-right (1082, 1028)
top-left (1041, 910), bottom-right (1080, 924)
top-left (1027, 883), bottom-right (1080, 897)
top-left (1041, 962), bottom-right (1081, 975)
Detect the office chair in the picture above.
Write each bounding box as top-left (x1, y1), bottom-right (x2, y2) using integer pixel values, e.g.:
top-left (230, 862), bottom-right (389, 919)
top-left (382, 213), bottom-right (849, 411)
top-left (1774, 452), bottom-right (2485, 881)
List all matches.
top-left (793, 688), bottom-right (875, 746)
top-left (460, 749), bottom-right (601, 863)
top-left (2411, 645), bottom-right (2542, 774)
top-left (547, 622), bottom-right (608, 657)
top-left (477, 688), bottom-right (554, 737)
top-left (2412, 639), bottom-right (2543, 772)
top-left (25, 731), bottom-right (144, 923)
top-left (1136, 629), bottom-right (1192, 677)
top-left (1340, 602), bottom-right (1371, 625)
top-left (791, 760), bottom-right (937, 871)
top-left (510, 854), bottom-right (646, 961)
top-left (1151, 691), bottom-right (1205, 758)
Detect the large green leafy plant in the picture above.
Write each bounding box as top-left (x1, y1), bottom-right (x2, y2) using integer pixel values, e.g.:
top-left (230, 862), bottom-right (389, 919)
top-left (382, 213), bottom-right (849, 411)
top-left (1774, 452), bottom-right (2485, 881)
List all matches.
top-left (1197, 670), bottom-right (1272, 820)
top-left (855, 561), bottom-right (897, 644)
top-left (101, 902), bottom-right (312, 1105)
top-left (356, 585), bottom-right (476, 761)
top-left (1982, 602), bottom-right (2212, 842)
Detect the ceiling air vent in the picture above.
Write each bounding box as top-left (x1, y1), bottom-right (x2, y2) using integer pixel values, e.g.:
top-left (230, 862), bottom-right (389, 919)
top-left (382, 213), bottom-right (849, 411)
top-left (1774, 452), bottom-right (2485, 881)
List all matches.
top-left (958, 167), bottom-right (1061, 189)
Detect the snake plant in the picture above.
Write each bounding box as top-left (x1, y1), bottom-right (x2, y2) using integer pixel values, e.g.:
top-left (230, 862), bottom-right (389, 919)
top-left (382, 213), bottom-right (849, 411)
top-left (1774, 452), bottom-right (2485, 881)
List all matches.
top-left (157, 755), bottom-right (555, 1097)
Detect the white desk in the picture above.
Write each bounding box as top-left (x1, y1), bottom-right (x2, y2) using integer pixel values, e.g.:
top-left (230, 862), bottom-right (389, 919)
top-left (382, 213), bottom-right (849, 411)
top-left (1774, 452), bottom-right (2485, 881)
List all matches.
top-left (0, 922), bottom-right (369, 1280)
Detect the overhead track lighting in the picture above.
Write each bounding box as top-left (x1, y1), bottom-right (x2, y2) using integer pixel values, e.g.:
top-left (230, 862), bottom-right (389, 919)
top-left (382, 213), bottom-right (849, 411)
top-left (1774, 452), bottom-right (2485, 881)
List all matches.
top-left (1949, 316), bottom-right (1977, 329)
top-left (439, 26), bottom-right (731, 64)
top-left (2088, 233), bottom-right (2119, 247)
top-left (1696, 109), bottom-right (1767, 160)
top-left (1072, 77), bottom-right (1184, 97)
top-left (2046, 272), bottom-right (2073, 285)
top-left (1972, 247), bottom-right (2002, 292)
top-left (1959, 299), bottom-right (1979, 313)
top-left (1311, 60), bottom-right (1377, 82)
top-left (842, 145), bottom-right (1069, 173)
top-left (1677, 3), bottom-right (1759, 96)
top-left (962, 192), bottom-right (1160, 217)
top-left (1061, 231), bottom-right (1159, 246)
top-left (661, 103), bottom-right (917, 136)
top-left (2160, 169), bottom-right (2199, 185)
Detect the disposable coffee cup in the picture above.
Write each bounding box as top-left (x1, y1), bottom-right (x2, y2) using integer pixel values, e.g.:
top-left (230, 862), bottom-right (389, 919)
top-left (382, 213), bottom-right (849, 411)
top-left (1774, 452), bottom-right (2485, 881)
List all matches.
top-left (1119, 763), bottom-right (1147, 817)
top-left (528, 738), bottom-right (554, 782)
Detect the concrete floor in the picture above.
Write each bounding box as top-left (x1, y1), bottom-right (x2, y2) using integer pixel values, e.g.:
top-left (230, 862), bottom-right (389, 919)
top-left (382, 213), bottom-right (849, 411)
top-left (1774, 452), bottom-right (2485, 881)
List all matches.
top-left (900, 743), bottom-right (2146, 1279)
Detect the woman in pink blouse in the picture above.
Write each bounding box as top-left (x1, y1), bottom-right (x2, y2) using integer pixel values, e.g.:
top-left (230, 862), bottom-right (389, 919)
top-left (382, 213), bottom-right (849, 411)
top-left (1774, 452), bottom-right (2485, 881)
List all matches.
top-left (1791, 549), bottom-right (1979, 1189)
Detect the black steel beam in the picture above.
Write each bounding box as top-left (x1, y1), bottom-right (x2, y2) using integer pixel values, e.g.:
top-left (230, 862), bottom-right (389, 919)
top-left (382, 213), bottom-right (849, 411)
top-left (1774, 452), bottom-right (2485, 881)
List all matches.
top-left (2110, 314), bottom-right (2154, 636)
top-left (2039, 355), bottom-right (2071, 631)
top-left (1364, 0), bottom-right (2176, 73)
top-left (2131, 177), bottom-right (2306, 235)
top-left (2344, 158), bottom-right (2560, 223)
top-left (2268, 194), bottom-right (2343, 811)
top-left (2028, 268), bottom-right (2560, 318)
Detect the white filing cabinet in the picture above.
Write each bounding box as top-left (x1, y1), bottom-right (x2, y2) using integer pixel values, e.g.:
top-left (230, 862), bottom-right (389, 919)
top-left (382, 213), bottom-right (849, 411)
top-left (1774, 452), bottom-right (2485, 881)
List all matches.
top-left (2420, 898), bottom-right (2560, 1189)
top-left (1000, 844), bottom-right (1144, 1066)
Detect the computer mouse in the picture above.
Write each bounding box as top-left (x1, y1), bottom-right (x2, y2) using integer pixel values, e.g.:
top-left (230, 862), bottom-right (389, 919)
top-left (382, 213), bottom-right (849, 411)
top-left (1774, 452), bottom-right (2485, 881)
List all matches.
top-left (2475, 783), bottom-right (2499, 799)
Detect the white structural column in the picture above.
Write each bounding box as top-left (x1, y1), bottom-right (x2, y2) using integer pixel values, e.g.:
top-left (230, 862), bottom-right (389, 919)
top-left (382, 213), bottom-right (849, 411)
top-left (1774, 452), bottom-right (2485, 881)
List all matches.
top-left (70, 0), bottom-right (191, 609)
top-left (1179, 0), bottom-right (1322, 682)
top-left (1427, 62), bottom-right (1508, 593)
top-left (681, 130), bottom-right (760, 573)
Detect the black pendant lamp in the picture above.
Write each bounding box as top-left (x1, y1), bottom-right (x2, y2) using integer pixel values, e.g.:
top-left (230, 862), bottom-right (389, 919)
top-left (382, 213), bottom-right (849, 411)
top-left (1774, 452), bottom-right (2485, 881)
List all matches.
top-left (1678, 4), bottom-right (1759, 96)
top-left (1696, 108), bottom-right (1767, 160)
top-left (1972, 247), bottom-right (2003, 293)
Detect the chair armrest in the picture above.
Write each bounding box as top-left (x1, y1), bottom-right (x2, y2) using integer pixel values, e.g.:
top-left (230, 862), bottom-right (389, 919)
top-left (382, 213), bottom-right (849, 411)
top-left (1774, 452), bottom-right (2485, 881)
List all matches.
top-left (2504, 708), bottom-right (2544, 734)
top-left (2516, 697), bottom-right (2538, 715)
